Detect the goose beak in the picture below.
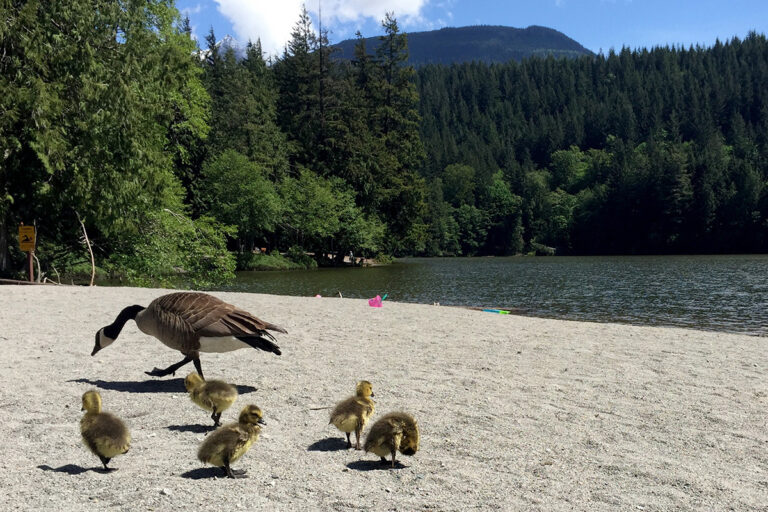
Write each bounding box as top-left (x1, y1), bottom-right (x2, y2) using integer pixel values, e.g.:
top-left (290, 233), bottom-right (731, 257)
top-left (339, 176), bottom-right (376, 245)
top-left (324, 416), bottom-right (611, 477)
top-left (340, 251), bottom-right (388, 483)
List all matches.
top-left (258, 418), bottom-right (266, 426)
top-left (91, 331), bottom-right (102, 356)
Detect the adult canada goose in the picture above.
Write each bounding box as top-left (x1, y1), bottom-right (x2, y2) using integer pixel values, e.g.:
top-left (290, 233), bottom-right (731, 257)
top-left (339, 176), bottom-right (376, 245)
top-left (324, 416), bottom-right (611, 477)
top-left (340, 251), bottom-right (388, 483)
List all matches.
top-left (185, 372), bottom-right (238, 427)
top-left (92, 292), bottom-right (286, 378)
top-left (364, 411), bottom-right (420, 468)
top-left (329, 380), bottom-right (375, 450)
top-left (80, 390), bottom-right (131, 471)
top-left (197, 404), bottom-right (265, 478)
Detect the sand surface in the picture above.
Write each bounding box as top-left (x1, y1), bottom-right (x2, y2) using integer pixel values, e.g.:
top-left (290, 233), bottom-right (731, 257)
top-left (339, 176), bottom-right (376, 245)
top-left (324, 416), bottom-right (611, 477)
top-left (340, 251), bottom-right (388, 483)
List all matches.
top-left (0, 284), bottom-right (766, 511)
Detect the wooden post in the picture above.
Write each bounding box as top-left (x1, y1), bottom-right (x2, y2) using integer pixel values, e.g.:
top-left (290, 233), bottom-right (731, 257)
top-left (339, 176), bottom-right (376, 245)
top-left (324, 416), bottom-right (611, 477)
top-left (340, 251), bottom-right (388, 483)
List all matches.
top-left (27, 251), bottom-right (33, 282)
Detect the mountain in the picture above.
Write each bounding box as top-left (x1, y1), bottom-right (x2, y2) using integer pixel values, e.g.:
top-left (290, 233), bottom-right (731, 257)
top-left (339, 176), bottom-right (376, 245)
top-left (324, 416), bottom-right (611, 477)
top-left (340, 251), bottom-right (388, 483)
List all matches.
top-left (332, 25), bottom-right (594, 66)
top-left (198, 34), bottom-right (248, 61)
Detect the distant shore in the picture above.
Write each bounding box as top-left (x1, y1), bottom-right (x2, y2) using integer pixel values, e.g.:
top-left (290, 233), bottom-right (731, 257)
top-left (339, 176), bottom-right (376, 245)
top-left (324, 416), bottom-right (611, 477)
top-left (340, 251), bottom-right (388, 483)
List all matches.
top-left (1, 284), bottom-right (766, 511)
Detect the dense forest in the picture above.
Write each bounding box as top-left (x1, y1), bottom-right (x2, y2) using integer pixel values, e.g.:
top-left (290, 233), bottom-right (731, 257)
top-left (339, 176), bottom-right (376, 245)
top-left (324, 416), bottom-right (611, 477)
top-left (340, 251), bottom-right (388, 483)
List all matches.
top-left (2, 1), bottom-right (768, 287)
top-left (417, 36), bottom-right (768, 255)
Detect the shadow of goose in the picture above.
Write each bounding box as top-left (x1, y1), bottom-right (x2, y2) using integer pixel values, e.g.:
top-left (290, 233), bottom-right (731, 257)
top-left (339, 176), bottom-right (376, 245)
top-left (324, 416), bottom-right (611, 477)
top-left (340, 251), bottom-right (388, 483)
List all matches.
top-left (68, 378), bottom-right (184, 393)
top-left (68, 378), bottom-right (257, 395)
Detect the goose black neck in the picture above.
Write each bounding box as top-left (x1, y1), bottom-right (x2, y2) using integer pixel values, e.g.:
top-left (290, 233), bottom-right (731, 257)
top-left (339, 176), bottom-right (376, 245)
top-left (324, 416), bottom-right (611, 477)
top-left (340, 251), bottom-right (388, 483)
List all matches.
top-left (104, 305), bottom-right (145, 339)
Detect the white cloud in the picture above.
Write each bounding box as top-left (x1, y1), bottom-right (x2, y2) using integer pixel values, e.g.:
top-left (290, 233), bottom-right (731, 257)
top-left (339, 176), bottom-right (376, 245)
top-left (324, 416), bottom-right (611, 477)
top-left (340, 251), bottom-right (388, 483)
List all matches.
top-left (181, 3), bottom-right (203, 15)
top-left (214, 0), bottom-right (304, 56)
top-left (214, 0), bottom-right (430, 57)
top-left (322, 0), bottom-right (427, 23)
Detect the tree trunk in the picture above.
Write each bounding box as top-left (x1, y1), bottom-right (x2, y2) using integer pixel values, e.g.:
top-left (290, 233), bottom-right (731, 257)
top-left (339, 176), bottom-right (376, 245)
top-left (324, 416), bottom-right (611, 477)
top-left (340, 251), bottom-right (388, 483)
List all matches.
top-left (0, 213), bottom-right (7, 273)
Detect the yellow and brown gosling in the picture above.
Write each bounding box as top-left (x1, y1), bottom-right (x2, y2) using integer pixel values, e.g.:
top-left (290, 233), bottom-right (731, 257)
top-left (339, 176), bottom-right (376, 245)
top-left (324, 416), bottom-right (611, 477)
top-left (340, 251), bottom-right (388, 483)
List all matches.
top-left (197, 404), bottom-right (265, 479)
top-left (364, 411), bottom-right (420, 468)
top-left (329, 380), bottom-right (375, 450)
top-left (185, 372), bottom-right (238, 427)
top-left (80, 390), bottom-right (131, 471)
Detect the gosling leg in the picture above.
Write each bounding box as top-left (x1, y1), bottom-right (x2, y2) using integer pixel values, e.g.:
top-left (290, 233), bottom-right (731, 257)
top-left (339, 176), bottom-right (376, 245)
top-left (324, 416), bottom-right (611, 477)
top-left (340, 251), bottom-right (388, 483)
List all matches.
top-left (345, 432), bottom-right (352, 449)
top-left (354, 425), bottom-right (362, 450)
top-left (211, 409), bottom-right (222, 427)
top-left (99, 455), bottom-right (114, 471)
top-left (224, 459), bottom-right (247, 479)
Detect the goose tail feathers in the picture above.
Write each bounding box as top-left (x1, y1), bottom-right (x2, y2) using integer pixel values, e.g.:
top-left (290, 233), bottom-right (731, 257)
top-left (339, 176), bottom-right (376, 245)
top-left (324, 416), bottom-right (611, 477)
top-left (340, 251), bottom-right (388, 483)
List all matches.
top-left (236, 335), bottom-right (282, 356)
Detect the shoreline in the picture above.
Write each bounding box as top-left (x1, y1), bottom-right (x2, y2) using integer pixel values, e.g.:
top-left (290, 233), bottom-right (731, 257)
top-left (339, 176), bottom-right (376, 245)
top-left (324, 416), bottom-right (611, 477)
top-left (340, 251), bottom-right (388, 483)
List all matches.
top-left (2, 280), bottom-right (764, 337)
top-left (1, 285), bottom-right (766, 511)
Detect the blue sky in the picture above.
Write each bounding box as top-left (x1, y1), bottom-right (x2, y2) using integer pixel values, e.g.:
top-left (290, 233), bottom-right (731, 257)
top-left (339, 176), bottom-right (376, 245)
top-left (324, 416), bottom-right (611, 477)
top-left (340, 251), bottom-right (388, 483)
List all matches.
top-left (176, 0), bottom-right (768, 57)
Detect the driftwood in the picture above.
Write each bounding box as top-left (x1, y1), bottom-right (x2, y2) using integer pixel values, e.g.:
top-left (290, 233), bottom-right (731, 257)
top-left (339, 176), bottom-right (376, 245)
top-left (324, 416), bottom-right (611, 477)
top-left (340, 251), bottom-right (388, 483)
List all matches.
top-left (0, 278), bottom-right (49, 285)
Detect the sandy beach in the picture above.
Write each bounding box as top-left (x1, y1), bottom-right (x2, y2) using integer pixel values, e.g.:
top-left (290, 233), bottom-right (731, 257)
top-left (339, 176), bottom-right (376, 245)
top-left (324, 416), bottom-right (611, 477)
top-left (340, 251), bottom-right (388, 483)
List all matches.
top-left (0, 284), bottom-right (765, 511)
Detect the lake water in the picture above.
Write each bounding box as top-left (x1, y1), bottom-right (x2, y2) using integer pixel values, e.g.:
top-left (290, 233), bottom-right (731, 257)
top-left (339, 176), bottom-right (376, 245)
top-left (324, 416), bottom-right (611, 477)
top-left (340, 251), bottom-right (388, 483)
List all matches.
top-left (221, 255), bottom-right (768, 336)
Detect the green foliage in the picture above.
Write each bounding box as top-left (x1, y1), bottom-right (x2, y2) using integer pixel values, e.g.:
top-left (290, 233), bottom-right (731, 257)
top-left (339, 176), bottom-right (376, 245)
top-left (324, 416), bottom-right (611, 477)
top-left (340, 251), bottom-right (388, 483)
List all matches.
top-left (106, 210), bottom-right (235, 288)
top-left (201, 150), bottom-right (282, 250)
top-left (285, 246), bottom-right (317, 268)
top-left (236, 249), bottom-right (315, 271)
top-left (0, 0), bottom-right (217, 280)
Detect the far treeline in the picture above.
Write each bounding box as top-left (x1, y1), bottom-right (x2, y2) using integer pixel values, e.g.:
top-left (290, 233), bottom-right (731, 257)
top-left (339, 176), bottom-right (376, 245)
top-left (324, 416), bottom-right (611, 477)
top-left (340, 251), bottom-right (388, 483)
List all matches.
top-left (2, 2), bottom-right (768, 287)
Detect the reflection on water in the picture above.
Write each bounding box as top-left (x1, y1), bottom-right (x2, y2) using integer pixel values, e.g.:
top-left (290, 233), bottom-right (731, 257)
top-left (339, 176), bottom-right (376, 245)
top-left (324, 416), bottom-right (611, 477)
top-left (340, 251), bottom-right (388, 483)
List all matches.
top-left (220, 255), bottom-right (768, 336)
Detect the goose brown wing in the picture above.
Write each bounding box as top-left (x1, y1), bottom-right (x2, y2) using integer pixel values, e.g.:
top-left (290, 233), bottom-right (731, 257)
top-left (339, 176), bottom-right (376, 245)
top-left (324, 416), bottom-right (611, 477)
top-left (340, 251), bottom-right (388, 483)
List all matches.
top-left (150, 292), bottom-right (285, 353)
top-left (154, 292), bottom-right (285, 336)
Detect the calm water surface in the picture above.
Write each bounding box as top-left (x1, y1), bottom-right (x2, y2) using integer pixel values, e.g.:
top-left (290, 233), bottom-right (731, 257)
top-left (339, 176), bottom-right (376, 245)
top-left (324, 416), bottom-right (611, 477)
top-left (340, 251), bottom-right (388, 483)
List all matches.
top-left (221, 255), bottom-right (768, 336)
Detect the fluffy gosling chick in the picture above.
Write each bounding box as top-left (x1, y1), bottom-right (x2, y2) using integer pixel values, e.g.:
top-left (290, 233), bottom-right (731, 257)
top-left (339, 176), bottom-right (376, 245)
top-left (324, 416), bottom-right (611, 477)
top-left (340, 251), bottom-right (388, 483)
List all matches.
top-left (364, 411), bottom-right (420, 468)
top-left (80, 390), bottom-right (131, 471)
top-left (197, 404), bottom-right (265, 478)
top-left (329, 380), bottom-right (375, 450)
top-left (185, 372), bottom-right (238, 427)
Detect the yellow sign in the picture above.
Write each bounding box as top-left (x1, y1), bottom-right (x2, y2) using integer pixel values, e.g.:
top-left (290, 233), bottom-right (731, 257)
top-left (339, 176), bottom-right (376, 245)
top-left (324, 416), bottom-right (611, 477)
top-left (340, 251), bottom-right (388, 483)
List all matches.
top-left (18, 225), bottom-right (35, 252)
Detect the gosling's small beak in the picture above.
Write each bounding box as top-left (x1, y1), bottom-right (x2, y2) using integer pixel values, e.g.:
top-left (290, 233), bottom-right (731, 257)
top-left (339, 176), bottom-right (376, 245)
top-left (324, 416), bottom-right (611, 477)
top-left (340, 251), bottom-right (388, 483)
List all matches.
top-left (258, 418), bottom-right (266, 426)
top-left (81, 406), bottom-right (85, 411)
top-left (371, 392), bottom-right (375, 397)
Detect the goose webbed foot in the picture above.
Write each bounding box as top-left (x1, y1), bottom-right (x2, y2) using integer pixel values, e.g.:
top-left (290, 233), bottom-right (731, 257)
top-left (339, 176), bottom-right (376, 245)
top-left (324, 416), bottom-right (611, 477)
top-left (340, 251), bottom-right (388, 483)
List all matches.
top-left (144, 356), bottom-right (195, 378)
top-left (145, 367), bottom-right (174, 377)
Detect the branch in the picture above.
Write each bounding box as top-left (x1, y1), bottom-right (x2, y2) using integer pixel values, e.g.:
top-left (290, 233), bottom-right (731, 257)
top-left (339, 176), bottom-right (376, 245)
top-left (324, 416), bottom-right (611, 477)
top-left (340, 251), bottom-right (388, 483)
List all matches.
top-left (76, 211), bottom-right (95, 286)
top-left (32, 252), bottom-right (43, 283)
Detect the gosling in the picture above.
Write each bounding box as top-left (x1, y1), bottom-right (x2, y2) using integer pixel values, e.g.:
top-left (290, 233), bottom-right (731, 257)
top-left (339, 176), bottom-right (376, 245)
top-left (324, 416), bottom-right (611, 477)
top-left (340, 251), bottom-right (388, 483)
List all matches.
top-left (329, 380), bottom-right (375, 450)
top-left (364, 411), bottom-right (420, 468)
top-left (197, 404), bottom-right (265, 479)
top-left (185, 372), bottom-right (238, 427)
top-left (80, 390), bottom-right (131, 471)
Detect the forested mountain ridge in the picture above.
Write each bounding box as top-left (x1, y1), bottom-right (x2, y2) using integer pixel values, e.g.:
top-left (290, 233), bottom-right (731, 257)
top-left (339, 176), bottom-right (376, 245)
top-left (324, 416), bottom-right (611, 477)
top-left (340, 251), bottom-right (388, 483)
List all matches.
top-left (333, 25), bottom-right (594, 65)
